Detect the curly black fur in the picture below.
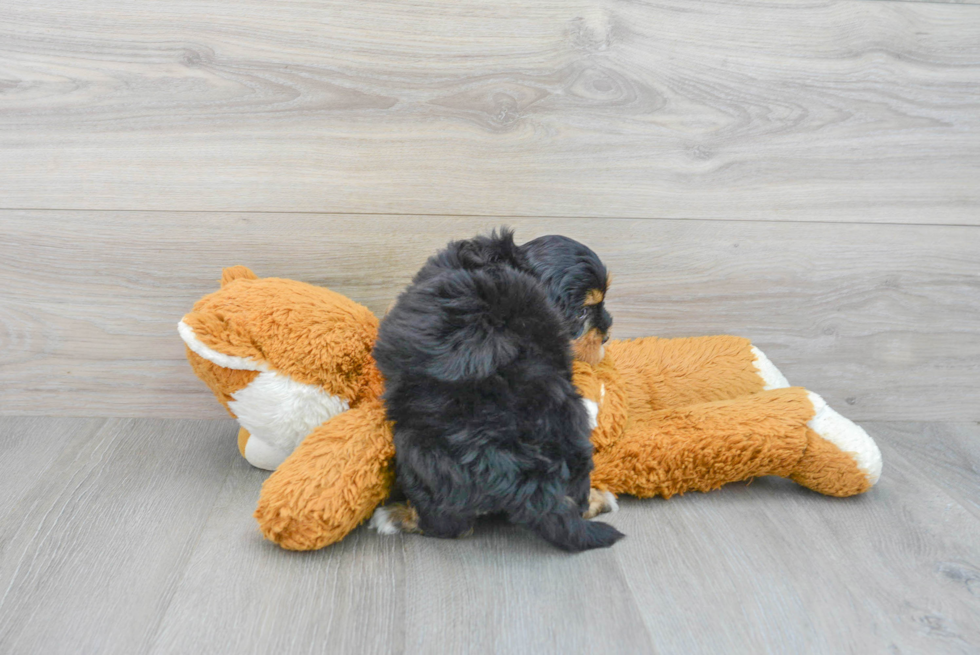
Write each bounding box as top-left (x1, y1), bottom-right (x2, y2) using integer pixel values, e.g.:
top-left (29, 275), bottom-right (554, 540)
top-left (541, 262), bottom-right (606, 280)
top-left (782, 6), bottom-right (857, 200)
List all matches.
top-left (373, 229), bottom-right (623, 552)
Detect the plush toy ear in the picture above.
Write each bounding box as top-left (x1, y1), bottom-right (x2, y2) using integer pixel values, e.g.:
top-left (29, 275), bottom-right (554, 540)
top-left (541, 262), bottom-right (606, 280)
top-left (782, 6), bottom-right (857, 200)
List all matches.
top-left (221, 265), bottom-right (257, 287)
top-left (178, 310), bottom-right (267, 371)
top-left (179, 266), bottom-right (265, 370)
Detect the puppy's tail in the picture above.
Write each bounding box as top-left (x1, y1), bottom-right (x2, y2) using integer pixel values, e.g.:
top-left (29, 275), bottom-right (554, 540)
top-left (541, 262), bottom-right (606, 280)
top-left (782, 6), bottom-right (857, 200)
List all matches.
top-left (525, 506), bottom-right (624, 553)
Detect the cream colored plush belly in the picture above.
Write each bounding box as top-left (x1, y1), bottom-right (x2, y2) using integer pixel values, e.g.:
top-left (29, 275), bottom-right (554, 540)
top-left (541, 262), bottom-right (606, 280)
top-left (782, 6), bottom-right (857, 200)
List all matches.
top-left (229, 371), bottom-right (350, 470)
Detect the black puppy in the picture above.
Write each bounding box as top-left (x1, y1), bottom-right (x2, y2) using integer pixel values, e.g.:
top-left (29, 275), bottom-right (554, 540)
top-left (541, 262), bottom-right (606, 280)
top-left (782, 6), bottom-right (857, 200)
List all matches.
top-left (370, 229), bottom-right (623, 552)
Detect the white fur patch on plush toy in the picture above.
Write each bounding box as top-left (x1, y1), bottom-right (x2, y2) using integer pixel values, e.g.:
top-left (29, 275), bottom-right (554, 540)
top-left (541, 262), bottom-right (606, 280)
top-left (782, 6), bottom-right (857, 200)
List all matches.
top-left (230, 371), bottom-right (350, 470)
top-left (751, 346), bottom-right (790, 390)
top-left (807, 392), bottom-right (883, 484)
top-left (582, 398), bottom-right (599, 430)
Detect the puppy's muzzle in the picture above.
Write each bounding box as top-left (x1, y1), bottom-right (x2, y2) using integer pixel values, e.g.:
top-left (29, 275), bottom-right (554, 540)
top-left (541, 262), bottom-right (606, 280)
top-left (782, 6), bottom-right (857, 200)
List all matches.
top-left (573, 328), bottom-right (607, 366)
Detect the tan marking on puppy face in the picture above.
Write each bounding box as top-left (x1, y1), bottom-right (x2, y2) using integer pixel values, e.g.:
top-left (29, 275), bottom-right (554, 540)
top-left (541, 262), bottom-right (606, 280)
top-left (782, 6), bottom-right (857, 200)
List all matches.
top-left (584, 289), bottom-right (605, 306)
top-left (573, 328), bottom-right (605, 366)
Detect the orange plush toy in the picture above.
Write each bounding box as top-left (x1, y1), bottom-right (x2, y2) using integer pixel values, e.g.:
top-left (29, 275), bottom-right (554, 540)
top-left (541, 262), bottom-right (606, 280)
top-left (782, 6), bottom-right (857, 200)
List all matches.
top-left (180, 267), bottom-right (881, 551)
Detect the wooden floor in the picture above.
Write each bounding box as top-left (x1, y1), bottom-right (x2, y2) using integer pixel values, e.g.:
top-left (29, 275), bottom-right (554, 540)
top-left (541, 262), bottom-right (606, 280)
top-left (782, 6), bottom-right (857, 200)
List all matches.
top-left (2, 0), bottom-right (980, 652)
top-left (0, 417), bottom-right (977, 654)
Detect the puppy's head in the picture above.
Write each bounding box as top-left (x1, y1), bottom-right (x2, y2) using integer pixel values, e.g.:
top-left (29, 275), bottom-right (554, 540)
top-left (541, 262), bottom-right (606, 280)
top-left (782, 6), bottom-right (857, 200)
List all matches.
top-left (520, 235), bottom-right (612, 366)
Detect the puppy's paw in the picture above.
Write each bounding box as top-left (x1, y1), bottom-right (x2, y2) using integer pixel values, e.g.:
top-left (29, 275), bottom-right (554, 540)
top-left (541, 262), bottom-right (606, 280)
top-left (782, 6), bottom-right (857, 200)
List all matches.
top-left (369, 503), bottom-right (421, 535)
top-left (583, 488), bottom-right (618, 519)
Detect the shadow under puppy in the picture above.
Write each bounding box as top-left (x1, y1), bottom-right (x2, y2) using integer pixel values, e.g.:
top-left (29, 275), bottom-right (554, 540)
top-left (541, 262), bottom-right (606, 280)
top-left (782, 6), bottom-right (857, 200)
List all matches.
top-left (370, 229), bottom-right (623, 552)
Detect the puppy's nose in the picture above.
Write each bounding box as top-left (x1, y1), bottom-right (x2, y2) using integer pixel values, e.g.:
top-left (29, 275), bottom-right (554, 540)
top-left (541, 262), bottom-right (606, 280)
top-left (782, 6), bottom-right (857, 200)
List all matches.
top-left (601, 332), bottom-right (610, 344)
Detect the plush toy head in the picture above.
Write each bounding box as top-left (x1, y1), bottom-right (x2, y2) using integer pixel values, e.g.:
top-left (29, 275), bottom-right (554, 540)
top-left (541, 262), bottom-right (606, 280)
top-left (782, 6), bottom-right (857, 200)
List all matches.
top-left (179, 266), bottom-right (383, 470)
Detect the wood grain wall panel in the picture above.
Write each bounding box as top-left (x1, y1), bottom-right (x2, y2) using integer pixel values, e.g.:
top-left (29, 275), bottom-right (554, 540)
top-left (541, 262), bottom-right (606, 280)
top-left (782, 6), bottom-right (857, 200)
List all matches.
top-left (2, 211), bottom-right (977, 420)
top-left (1, 0), bottom-right (978, 222)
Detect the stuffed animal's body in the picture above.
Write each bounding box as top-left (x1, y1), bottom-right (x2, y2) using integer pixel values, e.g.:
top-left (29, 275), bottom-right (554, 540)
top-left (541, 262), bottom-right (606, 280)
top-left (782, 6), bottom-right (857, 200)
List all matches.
top-left (180, 267), bottom-right (881, 551)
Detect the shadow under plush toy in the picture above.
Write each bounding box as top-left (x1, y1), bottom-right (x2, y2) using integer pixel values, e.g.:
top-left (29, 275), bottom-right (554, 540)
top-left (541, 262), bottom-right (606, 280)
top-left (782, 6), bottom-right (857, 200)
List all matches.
top-left (179, 266), bottom-right (882, 551)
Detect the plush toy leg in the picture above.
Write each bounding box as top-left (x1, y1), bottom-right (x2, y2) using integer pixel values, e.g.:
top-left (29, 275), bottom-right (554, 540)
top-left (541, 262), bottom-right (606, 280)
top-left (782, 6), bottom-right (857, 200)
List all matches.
top-left (254, 399), bottom-right (395, 551)
top-left (606, 335), bottom-right (788, 410)
top-left (592, 387), bottom-right (879, 498)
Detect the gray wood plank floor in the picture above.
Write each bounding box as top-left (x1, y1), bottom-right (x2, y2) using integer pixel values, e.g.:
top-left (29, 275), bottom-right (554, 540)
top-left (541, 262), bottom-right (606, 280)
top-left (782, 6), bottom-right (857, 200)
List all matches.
top-left (1, 0), bottom-right (979, 222)
top-left (1, 417), bottom-right (977, 655)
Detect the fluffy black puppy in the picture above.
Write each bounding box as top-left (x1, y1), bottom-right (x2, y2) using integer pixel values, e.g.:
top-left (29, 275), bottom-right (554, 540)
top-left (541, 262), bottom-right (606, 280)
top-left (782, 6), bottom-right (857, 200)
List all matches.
top-left (371, 229), bottom-right (623, 552)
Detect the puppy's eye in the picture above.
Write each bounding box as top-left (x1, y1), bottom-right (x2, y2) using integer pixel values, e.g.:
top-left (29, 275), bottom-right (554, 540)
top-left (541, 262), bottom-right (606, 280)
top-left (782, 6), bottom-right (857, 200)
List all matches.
top-left (579, 308), bottom-right (590, 320)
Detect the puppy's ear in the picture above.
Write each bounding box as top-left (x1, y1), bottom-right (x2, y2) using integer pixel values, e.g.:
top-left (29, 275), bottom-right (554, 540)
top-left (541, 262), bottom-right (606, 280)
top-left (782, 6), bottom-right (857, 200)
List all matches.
top-left (425, 324), bottom-right (520, 382)
top-left (422, 269), bottom-right (528, 382)
top-left (376, 266), bottom-right (545, 384)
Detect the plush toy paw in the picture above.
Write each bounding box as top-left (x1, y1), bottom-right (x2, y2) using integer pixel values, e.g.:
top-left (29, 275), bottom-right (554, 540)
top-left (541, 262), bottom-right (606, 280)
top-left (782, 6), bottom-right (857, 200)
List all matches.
top-left (583, 488), bottom-right (618, 519)
top-left (790, 392), bottom-right (882, 496)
